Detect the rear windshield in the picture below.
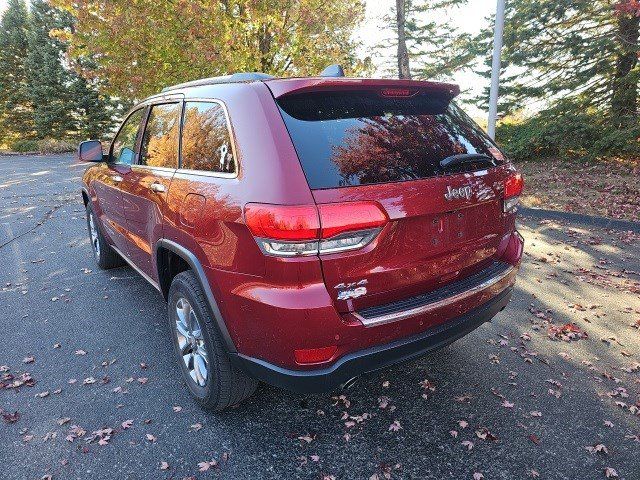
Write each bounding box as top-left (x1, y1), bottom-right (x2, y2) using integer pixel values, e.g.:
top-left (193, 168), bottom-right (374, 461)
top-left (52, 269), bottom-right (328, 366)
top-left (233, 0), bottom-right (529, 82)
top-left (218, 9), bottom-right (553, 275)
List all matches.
top-left (277, 91), bottom-right (504, 189)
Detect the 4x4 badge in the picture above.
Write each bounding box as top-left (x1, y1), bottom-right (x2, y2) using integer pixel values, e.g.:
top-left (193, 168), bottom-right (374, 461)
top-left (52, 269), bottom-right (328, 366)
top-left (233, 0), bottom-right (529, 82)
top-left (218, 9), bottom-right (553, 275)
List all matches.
top-left (444, 185), bottom-right (472, 200)
top-left (335, 279), bottom-right (368, 300)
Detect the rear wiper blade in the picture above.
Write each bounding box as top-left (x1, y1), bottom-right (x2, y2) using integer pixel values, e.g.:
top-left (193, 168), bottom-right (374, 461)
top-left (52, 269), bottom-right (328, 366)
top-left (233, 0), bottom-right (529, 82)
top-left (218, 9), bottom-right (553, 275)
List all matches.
top-left (440, 153), bottom-right (496, 169)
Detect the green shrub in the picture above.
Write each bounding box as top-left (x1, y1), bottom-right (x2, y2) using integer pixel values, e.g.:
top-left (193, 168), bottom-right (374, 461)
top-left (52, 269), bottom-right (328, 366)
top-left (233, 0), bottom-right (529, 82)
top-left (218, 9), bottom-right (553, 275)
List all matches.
top-left (496, 103), bottom-right (640, 161)
top-left (8, 138), bottom-right (77, 154)
top-left (9, 139), bottom-right (39, 152)
top-left (36, 138), bottom-right (76, 154)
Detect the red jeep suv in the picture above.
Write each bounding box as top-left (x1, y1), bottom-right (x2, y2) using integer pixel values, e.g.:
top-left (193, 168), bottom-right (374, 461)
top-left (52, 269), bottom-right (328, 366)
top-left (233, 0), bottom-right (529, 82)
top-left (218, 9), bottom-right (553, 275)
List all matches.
top-left (78, 68), bottom-right (524, 411)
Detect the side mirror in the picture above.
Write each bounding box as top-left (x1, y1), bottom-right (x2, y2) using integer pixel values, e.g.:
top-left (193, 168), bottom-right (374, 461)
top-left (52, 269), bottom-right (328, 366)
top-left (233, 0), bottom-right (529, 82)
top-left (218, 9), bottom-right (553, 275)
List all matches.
top-left (78, 140), bottom-right (105, 162)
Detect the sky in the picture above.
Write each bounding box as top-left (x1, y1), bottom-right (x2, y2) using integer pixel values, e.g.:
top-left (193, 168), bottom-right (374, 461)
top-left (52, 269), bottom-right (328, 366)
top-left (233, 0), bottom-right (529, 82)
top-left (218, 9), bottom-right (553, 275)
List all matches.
top-left (0, 0), bottom-right (496, 117)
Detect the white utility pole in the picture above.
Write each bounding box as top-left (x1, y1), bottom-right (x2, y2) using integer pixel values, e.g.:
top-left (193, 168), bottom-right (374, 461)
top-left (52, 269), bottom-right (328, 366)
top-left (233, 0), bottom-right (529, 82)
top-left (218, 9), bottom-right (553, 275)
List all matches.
top-left (487, 0), bottom-right (506, 140)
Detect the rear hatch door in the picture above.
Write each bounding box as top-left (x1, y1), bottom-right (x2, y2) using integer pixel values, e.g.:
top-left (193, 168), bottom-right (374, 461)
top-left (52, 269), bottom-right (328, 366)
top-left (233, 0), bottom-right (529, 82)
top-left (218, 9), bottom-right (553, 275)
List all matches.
top-left (269, 80), bottom-right (511, 314)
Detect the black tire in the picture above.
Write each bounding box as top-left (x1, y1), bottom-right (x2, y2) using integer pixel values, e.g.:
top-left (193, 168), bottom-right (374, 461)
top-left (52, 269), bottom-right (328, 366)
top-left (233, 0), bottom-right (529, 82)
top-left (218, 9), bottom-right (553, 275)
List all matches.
top-left (85, 203), bottom-right (125, 269)
top-left (168, 270), bottom-right (257, 411)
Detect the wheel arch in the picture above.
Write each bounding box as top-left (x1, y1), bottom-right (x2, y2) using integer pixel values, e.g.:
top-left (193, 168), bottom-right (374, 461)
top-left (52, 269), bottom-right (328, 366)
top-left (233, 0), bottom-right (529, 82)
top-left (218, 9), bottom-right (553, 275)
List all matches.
top-left (155, 239), bottom-right (237, 354)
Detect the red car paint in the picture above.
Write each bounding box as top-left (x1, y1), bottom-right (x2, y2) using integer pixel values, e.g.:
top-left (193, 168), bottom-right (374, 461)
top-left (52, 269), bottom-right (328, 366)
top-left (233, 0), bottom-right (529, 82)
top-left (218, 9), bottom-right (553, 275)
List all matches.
top-left (81, 76), bottom-right (523, 383)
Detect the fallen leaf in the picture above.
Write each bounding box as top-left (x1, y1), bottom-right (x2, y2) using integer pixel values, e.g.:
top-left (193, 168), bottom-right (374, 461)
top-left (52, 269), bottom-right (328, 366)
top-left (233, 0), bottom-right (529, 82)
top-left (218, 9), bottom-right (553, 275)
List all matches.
top-left (604, 467), bottom-right (618, 478)
top-left (585, 444), bottom-right (609, 455)
top-left (389, 420), bottom-right (402, 432)
top-left (1, 410), bottom-right (20, 423)
top-left (198, 460), bottom-right (217, 472)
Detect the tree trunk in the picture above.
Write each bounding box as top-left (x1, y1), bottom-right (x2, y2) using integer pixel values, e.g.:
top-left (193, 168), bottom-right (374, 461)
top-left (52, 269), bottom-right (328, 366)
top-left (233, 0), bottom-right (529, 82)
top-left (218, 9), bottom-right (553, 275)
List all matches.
top-left (258, 23), bottom-right (273, 73)
top-left (396, 0), bottom-right (411, 79)
top-left (610, 13), bottom-right (639, 127)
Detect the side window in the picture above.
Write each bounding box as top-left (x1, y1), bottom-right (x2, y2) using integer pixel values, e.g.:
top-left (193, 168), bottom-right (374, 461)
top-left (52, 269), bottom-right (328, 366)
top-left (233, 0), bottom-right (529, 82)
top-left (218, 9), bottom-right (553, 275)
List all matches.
top-left (181, 101), bottom-right (236, 174)
top-left (111, 109), bottom-right (144, 165)
top-left (139, 103), bottom-right (181, 168)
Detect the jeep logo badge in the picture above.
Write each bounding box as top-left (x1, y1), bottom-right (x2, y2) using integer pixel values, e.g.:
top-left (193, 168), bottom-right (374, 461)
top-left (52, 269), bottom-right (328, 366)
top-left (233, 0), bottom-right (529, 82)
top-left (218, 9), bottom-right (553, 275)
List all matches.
top-left (444, 185), bottom-right (472, 201)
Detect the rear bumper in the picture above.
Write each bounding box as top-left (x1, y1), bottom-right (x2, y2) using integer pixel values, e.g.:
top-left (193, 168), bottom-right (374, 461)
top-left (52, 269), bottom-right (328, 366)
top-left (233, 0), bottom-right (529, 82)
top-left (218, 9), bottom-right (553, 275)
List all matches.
top-left (231, 286), bottom-right (512, 393)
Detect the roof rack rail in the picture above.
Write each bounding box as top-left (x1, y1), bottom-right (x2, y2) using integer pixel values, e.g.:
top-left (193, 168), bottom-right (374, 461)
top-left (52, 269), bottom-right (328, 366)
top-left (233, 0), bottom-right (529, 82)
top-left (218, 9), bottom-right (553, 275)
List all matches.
top-left (161, 72), bottom-right (274, 93)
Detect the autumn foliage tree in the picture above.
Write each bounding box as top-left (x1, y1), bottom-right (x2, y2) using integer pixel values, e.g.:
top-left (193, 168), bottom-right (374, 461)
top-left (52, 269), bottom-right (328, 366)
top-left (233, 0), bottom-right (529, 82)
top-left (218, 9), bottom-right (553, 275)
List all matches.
top-left (52, 0), bottom-right (369, 100)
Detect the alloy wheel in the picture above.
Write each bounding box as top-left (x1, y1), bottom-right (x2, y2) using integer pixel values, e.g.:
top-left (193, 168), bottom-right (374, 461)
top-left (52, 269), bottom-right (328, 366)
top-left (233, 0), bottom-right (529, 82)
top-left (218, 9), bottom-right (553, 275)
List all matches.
top-left (88, 212), bottom-right (100, 261)
top-left (174, 297), bottom-right (209, 387)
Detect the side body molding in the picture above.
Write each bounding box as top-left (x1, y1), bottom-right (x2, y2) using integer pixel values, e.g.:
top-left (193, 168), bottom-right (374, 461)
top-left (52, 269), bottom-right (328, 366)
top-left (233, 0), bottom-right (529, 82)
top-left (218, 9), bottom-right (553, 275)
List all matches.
top-left (155, 239), bottom-right (237, 353)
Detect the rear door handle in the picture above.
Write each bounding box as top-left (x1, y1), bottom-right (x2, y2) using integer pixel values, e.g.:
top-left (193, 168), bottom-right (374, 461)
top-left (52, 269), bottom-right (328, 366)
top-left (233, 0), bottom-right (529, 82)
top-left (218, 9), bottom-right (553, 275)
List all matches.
top-left (111, 175), bottom-right (123, 183)
top-left (149, 182), bottom-right (166, 193)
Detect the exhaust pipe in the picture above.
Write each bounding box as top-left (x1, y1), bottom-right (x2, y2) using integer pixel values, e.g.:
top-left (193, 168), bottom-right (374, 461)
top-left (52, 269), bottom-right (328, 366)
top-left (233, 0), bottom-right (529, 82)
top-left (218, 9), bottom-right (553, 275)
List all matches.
top-left (340, 376), bottom-right (360, 390)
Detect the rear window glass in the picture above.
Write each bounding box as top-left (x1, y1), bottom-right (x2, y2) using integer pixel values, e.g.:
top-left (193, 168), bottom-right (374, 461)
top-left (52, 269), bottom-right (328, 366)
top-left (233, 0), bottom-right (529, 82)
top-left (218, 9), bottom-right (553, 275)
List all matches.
top-left (277, 91), bottom-right (503, 189)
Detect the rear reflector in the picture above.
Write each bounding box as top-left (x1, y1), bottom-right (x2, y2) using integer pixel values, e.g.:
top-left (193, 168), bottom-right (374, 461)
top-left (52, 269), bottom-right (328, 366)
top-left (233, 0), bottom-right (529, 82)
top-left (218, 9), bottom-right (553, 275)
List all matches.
top-left (294, 345), bottom-right (337, 364)
top-left (244, 202), bottom-right (388, 257)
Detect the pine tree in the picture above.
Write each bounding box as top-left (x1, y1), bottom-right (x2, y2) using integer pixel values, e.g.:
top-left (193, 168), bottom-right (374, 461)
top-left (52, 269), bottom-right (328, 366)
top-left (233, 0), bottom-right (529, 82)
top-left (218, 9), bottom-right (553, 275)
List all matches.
top-left (0, 0), bottom-right (33, 142)
top-left (69, 58), bottom-right (119, 140)
top-left (25, 0), bottom-right (76, 140)
top-left (382, 0), bottom-right (472, 80)
top-left (471, 0), bottom-right (639, 124)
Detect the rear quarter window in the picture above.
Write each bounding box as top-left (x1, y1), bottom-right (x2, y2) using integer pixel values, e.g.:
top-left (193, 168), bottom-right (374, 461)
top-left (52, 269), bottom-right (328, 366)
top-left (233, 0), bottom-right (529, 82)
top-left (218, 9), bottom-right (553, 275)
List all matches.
top-left (277, 91), bottom-right (504, 189)
top-left (181, 101), bottom-right (236, 174)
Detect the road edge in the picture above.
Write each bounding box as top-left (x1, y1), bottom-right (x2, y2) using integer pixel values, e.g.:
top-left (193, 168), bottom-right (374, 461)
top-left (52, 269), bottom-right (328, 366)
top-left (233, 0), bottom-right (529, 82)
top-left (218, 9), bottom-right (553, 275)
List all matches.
top-left (520, 206), bottom-right (640, 233)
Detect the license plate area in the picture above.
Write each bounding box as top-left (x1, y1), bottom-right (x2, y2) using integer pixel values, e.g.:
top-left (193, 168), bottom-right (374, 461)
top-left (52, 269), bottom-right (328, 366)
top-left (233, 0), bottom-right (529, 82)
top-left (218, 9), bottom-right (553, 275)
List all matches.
top-left (430, 203), bottom-right (498, 248)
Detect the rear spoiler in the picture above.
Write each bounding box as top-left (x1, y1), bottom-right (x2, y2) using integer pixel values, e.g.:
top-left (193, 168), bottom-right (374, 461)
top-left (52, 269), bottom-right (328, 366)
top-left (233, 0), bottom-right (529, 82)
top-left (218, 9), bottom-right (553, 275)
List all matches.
top-left (264, 78), bottom-right (460, 99)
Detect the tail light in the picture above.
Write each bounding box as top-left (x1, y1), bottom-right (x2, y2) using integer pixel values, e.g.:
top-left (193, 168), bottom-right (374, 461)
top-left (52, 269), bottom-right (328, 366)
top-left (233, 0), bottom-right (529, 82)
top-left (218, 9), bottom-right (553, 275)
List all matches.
top-left (503, 172), bottom-right (523, 213)
top-left (244, 202), bottom-right (388, 257)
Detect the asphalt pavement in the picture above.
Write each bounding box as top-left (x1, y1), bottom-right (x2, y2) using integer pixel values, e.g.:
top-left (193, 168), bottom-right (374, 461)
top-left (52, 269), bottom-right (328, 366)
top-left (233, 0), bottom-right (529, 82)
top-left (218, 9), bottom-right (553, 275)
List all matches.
top-left (1, 154), bottom-right (639, 480)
